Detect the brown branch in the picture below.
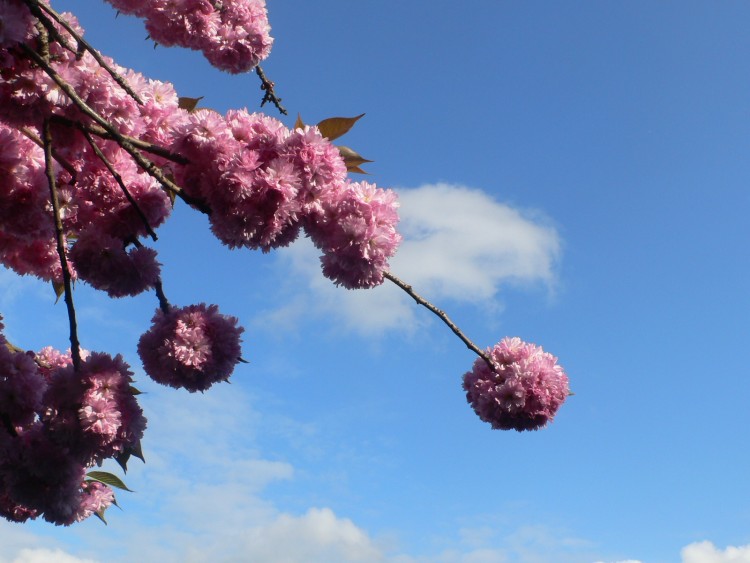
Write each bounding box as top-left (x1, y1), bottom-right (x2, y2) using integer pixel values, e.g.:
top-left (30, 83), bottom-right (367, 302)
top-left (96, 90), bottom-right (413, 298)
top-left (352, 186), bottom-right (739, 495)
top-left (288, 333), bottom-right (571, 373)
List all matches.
top-left (255, 65), bottom-right (287, 115)
top-left (20, 126), bottom-right (77, 180)
top-left (23, 0), bottom-right (145, 105)
top-left (52, 117), bottom-right (189, 165)
top-left (383, 271), bottom-right (495, 372)
top-left (130, 239), bottom-right (171, 313)
top-left (80, 127), bottom-right (158, 241)
top-left (43, 118), bottom-right (81, 372)
top-left (153, 279), bottom-right (171, 314)
top-left (19, 42), bottom-right (211, 215)
top-left (27, 3), bottom-right (76, 56)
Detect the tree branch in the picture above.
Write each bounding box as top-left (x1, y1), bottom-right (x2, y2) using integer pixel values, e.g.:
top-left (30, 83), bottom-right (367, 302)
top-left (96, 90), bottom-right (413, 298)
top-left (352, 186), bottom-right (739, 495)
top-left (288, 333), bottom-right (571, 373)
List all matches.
top-left (23, 0), bottom-right (145, 105)
top-left (52, 117), bottom-right (189, 165)
top-left (130, 239), bottom-right (171, 313)
top-left (255, 65), bottom-right (287, 115)
top-left (80, 127), bottom-right (158, 241)
top-left (43, 118), bottom-right (81, 372)
top-left (19, 126), bottom-right (78, 180)
top-left (19, 42), bottom-right (211, 215)
top-left (383, 271), bottom-right (495, 372)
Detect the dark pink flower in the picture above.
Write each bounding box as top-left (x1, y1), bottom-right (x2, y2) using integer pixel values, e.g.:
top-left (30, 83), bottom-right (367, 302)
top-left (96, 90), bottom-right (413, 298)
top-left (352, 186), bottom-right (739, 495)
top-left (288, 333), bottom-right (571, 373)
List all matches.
top-left (69, 230), bottom-right (161, 298)
top-left (2, 424), bottom-right (87, 526)
top-left (138, 304), bottom-right (244, 392)
top-left (0, 340), bottom-right (46, 429)
top-left (42, 353), bottom-right (147, 465)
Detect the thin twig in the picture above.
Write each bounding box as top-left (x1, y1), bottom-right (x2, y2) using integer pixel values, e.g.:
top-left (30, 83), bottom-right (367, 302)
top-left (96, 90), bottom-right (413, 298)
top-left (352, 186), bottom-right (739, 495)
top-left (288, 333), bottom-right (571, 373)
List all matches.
top-left (20, 126), bottom-right (78, 180)
top-left (153, 279), bottom-right (171, 314)
top-left (24, 0), bottom-right (145, 105)
top-left (43, 118), bottom-right (81, 372)
top-left (25, 2), bottom-right (76, 55)
top-left (80, 127), bottom-right (158, 241)
top-left (255, 65), bottom-right (287, 115)
top-left (131, 239), bottom-right (171, 313)
top-left (52, 117), bottom-right (189, 165)
top-left (20, 43), bottom-right (211, 215)
top-left (383, 271), bottom-right (495, 372)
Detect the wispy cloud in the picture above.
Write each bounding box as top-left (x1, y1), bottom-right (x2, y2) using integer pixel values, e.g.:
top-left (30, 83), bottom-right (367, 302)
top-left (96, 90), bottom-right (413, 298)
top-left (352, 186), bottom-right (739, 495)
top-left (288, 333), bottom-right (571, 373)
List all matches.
top-left (0, 548), bottom-right (98, 563)
top-left (256, 183), bottom-right (561, 335)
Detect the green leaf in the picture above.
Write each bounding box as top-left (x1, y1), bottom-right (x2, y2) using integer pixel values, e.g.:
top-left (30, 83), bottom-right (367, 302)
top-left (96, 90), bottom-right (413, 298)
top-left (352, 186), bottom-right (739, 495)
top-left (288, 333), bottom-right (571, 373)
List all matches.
top-left (316, 113), bottom-right (365, 141)
top-left (294, 113), bottom-right (305, 130)
top-left (114, 450), bottom-right (130, 473)
top-left (347, 165), bottom-right (369, 175)
top-left (86, 471), bottom-right (133, 492)
top-left (129, 386), bottom-right (142, 396)
top-left (178, 96), bottom-right (204, 112)
top-left (94, 508), bottom-right (108, 525)
top-left (114, 439), bottom-right (145, 473)
top-left (130, 439), bottom-right (145, 463)
top-left (52, 281), bottom-right (64, 303)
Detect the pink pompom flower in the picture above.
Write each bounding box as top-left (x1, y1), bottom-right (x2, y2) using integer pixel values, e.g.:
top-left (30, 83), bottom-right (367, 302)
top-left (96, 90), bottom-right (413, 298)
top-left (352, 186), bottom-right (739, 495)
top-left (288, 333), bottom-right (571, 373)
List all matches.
top-left (69, 230), bottom-right (161, 298)
top-left (138, 304), bottom-right (244, 392)
top-left (462, 337), bottom-right (569, 431)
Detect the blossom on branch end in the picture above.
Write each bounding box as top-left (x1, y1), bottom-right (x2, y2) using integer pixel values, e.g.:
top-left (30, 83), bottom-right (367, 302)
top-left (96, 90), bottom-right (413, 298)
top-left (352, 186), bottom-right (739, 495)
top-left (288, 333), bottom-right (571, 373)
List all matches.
top-left (138, 304), bottom-right (244, 392)
top-left (463, 337), bottom-right (569, 432)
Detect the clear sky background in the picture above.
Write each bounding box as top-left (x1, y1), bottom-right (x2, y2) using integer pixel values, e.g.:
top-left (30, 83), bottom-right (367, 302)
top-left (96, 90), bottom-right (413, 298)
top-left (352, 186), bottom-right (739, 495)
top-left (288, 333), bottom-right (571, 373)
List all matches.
top-left (1, 2), bottom-right (750, 562)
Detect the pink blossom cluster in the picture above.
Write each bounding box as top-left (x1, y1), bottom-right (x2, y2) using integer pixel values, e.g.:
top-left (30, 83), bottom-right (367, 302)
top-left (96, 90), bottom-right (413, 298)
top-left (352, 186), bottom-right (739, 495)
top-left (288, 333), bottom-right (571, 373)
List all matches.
top-left (1, 6), bottom-right (400, 292)
top-left (462, 337), bottom-right (569, 431)
top-left (0, 319), bottom-right (144, 525)
top-left (103, 0), bottom-right (273, 73)
top-left (172, 111), bottom-right (402, 288)
top-left (0, 10), bottom-right (180, 292)
top-left (0, 2), bottom-right (405, 525)
top-left (138, 304), bottom-right (243, 392)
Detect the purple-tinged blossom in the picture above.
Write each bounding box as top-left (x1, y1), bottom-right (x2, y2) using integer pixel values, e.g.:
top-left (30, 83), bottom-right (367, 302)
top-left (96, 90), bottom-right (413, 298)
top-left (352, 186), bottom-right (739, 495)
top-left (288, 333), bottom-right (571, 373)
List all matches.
top-left (138, 304), bottom-right (244, 392)
top-left (462, 337), bottom-right (569, 431)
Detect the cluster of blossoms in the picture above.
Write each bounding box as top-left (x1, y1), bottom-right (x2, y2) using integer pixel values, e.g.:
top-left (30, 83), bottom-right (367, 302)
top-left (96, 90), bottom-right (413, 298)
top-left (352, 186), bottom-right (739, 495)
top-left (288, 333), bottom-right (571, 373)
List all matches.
top-left (0, 2), bottom-right (400, 293)
top-left (173, 109), bottom-right (402, 287)
top-left (0, 0), bottom-right (570, 528)
top-left (103, 0), bottom-right (273, 74)
top-left (0, 2), bottom-right (399, 391)
top-left (0, 6), bottom-right (176, 290)
top-left (463, 337), bottom-right (569, 431)
top-left (0, 318), bottom-right (144, 525)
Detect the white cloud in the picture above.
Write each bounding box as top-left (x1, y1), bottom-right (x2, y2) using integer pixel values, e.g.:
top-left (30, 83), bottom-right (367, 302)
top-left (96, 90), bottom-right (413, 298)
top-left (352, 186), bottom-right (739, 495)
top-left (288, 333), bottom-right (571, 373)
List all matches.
top-left (393, 184), bottom-right (559, 300)
top-left (4, 549), bottom-right (98, 563)
top-left (263, 183), bottom-right (561, 335)
top-left (239, 507), bottom-right (384, 563)
top-left (682, 541), bottom-right (750, 563)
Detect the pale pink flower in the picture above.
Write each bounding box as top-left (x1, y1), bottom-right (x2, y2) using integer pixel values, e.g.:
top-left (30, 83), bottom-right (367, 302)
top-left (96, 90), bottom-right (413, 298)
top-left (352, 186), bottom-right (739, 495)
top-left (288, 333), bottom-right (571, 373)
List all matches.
top-left (306, 181), bottom-right (401, 288)
top-left (463, 337), bottom-right (569, 431)
top-left (73, 481), bottom-right (115, 523)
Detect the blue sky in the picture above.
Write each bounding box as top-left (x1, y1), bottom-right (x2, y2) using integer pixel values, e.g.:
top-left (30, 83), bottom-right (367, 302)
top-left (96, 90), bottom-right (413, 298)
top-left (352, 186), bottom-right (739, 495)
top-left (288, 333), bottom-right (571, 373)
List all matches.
top-left (1, 2), bottom-right (750, 562)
